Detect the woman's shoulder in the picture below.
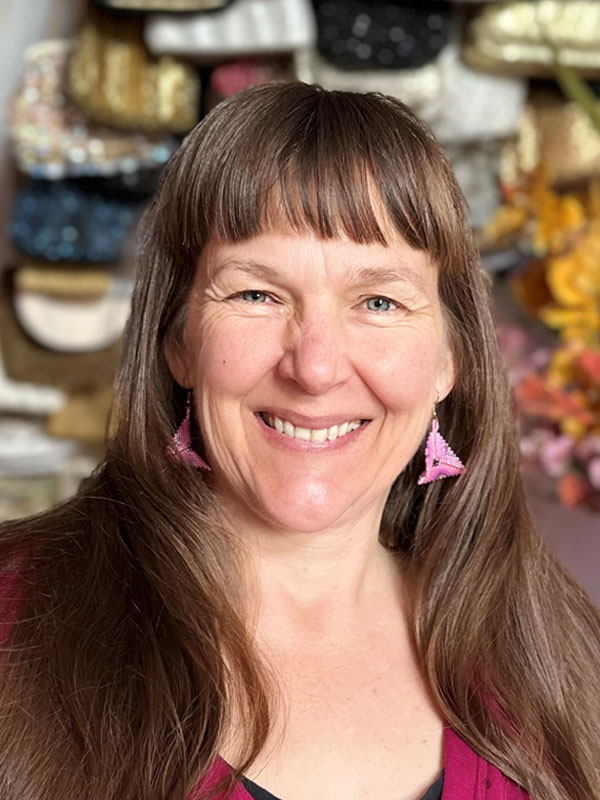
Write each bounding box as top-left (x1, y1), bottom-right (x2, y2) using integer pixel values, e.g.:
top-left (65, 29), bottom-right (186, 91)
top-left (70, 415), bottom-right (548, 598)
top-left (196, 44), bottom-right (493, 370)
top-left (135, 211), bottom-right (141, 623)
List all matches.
top-left (443, 727), bottom-right (530, 799)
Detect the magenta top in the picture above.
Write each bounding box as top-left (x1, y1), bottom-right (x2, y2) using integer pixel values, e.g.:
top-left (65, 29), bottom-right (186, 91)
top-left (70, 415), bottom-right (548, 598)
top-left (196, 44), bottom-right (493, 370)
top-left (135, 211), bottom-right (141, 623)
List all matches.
top-left (0, 565), bottom-right (530, 800)
top-left (190, 726), bottom-right (530, 800)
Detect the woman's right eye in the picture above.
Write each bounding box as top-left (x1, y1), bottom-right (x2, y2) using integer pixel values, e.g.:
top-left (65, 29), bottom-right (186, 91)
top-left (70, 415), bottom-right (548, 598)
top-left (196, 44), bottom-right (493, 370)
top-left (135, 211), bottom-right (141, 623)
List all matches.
top-left (237, 290), bottom-right (272, 303)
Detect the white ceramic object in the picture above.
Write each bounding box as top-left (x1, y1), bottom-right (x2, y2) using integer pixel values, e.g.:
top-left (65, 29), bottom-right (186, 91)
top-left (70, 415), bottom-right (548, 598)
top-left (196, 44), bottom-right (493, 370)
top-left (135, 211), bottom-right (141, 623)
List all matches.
top-left (145, 0), bottom-right (317, 59)
top-left (13, 277), bottom-right (133, 354)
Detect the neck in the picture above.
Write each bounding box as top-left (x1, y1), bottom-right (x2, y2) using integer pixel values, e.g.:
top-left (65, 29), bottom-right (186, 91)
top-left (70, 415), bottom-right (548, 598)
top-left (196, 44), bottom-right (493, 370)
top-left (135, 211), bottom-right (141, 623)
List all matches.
top-left (225, 498), bottom-right (409, 643)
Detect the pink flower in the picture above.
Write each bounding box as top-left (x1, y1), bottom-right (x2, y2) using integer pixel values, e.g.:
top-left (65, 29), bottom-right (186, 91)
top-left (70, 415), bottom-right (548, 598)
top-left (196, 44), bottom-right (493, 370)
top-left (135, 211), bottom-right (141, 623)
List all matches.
top-left (539, 434), bottom-right (576, 478)
top-left (576, 435), bottom-right (600, 462)
top-left (588, 458), bottom-right (600, 490)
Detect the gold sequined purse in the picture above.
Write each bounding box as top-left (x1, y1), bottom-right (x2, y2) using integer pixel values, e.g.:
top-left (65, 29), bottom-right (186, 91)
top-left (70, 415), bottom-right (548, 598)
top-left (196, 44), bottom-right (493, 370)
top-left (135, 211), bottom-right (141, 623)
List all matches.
top-left (501, 87), bottom-right (600, 187)
top-left (68, 5), bottom-right (200, 132)
top-left (464, 0), bottom-right (600, 77)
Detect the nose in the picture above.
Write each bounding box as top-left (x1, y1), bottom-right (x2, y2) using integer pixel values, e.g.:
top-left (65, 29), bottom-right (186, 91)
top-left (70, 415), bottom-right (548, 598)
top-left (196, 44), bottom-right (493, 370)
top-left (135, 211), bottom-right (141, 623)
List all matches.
top-left (277, 313), bottom-right (353, 395)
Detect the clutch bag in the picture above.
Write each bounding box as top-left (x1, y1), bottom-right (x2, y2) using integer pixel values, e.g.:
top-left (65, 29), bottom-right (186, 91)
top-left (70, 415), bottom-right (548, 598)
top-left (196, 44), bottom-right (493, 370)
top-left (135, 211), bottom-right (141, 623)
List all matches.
top-left (144, 0), bottom-right (316, 59)
top-left (293, 48), bottom-right (443, 123)
top-left (501, 88), bottom-right (600, 187)
top-left (13, 265), bottom-right (132, 354)
top-left (11, 40), bottom-right (177, 179)
top-left (10, 180), bottom-right (144, 264)
top-left (313, 0), bottom-right (451, 70)
top-left (430, 42), bottom-right (526, 143)
top-left (464, 0), bottom-right (600, 77)
top-left (444, 141), bottom-right (503, 229)
top-left (68, 5), bottom-right (200, 131)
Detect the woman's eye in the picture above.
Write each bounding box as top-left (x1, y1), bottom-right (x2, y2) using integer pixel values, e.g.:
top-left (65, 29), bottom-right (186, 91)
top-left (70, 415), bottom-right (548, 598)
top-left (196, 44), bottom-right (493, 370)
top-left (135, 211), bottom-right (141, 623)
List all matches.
top-left (238, 290), bottom-right (271, 303)
top-left (364, 296), bottom-right (397, 312)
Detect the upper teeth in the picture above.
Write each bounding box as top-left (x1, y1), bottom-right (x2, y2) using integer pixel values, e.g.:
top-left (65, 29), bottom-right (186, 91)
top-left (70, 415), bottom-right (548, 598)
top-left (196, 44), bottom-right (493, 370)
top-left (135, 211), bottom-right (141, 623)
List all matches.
top-left (263, 414), bottom-right (363, 442)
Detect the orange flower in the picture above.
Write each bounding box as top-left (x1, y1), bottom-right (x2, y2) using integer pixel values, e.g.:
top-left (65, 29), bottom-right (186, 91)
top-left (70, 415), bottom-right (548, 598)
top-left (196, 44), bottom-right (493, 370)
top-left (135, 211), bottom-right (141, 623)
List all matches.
top-left (516, 373), bottom-right (595, 436)
top-left (557, 472), bottom-right (591, 507)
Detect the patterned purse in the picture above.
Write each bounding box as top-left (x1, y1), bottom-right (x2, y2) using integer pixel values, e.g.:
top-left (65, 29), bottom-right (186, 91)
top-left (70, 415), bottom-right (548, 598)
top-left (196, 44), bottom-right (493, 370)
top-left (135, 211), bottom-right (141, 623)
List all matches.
top-left (464, 0), bottom-right (600, 77)
top-left (313, 0), bottom-right (451, 70)
top-left (68, 5), bottom-right (200, 131)
top-left (10, 40), bottom-right (177, 180)
top-left (500, 87), bottom-right (600, 188)
top-left (429, 42), bottom-right (526, 143)
top-left (294, 48), bottom-right (443, 125)
top-left (10, 179), bottom-right (145, 264)
top-left (144, 0), bottom-right (316, 59)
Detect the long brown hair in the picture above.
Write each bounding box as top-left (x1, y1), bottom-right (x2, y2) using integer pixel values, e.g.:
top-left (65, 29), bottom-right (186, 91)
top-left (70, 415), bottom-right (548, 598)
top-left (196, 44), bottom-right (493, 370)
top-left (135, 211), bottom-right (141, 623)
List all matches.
top-left (0, 83), bottom-right (598, 800)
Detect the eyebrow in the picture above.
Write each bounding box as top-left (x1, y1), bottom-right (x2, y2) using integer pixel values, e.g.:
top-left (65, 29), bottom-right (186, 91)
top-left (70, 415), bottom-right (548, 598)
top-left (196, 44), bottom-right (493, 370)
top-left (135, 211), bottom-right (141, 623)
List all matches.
top-left (209, 258), bottom-right (430, 294)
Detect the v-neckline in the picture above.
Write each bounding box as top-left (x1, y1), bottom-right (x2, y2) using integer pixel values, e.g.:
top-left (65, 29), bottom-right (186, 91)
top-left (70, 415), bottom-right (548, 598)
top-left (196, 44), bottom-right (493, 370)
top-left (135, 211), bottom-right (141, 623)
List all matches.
top-left (203, 726), bottom-right (464, 800)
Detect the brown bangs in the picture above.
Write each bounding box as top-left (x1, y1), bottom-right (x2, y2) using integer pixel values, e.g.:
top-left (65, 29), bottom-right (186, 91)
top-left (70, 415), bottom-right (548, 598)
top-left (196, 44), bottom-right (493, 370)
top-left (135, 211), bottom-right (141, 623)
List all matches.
top-left (167, 82), bottom-right (469, 271)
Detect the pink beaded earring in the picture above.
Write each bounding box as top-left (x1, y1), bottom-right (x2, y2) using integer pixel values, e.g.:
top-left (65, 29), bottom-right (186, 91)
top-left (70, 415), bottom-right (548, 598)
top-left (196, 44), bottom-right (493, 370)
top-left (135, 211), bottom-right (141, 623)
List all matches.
top-left (168, 391), bottom-right (211, 471)
top-left (417, 406), bottom-right (464, 485)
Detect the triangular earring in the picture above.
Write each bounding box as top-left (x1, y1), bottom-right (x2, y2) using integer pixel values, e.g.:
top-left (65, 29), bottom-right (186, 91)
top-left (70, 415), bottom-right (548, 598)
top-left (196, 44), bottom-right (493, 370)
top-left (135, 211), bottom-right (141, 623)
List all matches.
top-left (167, 391), bottom-right (211, 471)
top-left (417, 408), bottom-right (464, 485)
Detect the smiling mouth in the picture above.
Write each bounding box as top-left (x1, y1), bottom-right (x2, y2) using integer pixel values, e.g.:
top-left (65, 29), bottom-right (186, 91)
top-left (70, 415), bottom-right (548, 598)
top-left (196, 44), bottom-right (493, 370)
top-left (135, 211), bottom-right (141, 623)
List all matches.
top-left (258, 412), bottom-right (369, 443)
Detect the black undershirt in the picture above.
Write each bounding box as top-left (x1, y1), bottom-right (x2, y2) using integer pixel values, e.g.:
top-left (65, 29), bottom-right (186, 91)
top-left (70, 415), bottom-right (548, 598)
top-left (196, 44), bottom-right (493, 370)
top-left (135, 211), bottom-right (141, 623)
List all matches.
top-left (242, 769), bottom-right (444, 800)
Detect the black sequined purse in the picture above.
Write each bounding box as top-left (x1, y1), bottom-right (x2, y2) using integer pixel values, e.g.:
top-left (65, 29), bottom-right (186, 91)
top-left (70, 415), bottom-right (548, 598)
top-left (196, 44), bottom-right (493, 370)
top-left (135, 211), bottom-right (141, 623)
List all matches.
top-left (10, 179), bottom-right (146, 264)
top-left (313, 0), bottom-right (451, 70)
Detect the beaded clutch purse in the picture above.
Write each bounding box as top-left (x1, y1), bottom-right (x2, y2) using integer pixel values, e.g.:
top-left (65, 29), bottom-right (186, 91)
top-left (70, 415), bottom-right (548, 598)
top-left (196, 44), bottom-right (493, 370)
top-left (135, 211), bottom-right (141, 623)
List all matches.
top-left (294, 48), bottom-right (443, 124)
top-left (10, 40), bottom-right (177, 180)
top-left (429, 42), bottom-right (526, 143)
top-left (68, 5), bottom-right (200, 131)
top-left (464, 0), bottom-right (600, 77)
top-left (10, 180), bottom-right (144, 263)
top-left (313, 0), bottom-right (451, 70)
top-left (500, 87), bottom-right (600, 187)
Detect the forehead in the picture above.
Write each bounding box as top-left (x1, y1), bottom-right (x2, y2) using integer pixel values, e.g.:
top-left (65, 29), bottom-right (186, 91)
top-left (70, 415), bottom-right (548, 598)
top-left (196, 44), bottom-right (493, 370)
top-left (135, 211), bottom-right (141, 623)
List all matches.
top-left (198, 228), bottom-right (438, 295)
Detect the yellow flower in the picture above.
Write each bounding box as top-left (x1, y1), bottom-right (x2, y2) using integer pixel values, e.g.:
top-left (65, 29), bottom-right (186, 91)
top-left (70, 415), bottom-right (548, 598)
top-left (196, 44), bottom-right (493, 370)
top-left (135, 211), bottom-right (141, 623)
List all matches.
top-left (561, 415), bottom-right (588, 439)
top-left (547, 344), bottom-right (582, 386)
top-left (539, 226), bottom-right (600, 341)
top-left (532, 193), bottom-right (586, 256)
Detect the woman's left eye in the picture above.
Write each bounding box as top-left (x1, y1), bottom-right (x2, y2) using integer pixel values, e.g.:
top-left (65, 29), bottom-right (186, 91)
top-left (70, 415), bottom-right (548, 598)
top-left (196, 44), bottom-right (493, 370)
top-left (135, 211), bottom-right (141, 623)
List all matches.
top-left (237, 290), bottom-right (272, 303)
top-left (364, 296), bottom-right (398, 312)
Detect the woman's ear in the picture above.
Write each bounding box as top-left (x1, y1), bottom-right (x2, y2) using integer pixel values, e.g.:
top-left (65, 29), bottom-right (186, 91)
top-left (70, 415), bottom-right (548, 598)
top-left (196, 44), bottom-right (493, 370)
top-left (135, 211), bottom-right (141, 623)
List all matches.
top-left (164, 335), bottom-right (191, 389)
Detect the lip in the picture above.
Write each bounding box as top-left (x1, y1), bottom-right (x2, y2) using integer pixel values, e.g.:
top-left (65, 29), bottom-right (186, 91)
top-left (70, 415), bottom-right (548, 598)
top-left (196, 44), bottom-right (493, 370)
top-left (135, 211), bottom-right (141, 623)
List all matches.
top-left (254, 412), bottom-right (371, 452)
top-left (256, 407), bottom-right (372, 429)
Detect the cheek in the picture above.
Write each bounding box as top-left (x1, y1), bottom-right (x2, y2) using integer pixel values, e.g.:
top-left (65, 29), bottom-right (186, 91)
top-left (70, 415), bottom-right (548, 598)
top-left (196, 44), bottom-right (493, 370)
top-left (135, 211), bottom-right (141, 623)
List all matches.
top-left (361, 334), bottom-right (442, 408)
top-left (191, 319), bottom-right (281, 397)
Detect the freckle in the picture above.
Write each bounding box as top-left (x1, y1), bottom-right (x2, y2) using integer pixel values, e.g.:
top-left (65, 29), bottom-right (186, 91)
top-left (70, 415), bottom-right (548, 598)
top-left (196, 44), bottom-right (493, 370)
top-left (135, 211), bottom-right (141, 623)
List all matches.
top-left (222, 360), bottom-right (226, 365)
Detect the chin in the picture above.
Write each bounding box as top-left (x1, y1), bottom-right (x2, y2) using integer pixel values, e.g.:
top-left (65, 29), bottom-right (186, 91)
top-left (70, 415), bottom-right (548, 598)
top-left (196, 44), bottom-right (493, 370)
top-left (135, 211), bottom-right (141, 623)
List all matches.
top-left (252, 477), bottom-right (359, 534)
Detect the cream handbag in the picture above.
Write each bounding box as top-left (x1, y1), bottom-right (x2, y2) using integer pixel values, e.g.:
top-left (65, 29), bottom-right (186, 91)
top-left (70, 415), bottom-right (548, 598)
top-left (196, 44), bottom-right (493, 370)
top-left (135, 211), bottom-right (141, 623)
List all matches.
top-left (293, 48), bottom-right (443, 126)
top-left (145, 0), bottom-right (316, 60)
top-left (430, 42), bottom-right (526, 143)
top-left (464, 0), bottom-right (600, 77)
top-left (13, 266), bottom-right (133, 354)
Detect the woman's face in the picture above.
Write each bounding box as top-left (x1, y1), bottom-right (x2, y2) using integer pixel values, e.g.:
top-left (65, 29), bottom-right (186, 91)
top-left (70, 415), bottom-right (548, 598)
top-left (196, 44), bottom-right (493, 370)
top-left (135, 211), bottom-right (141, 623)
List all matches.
top-left (168, 227), bottom-right (454, 534)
